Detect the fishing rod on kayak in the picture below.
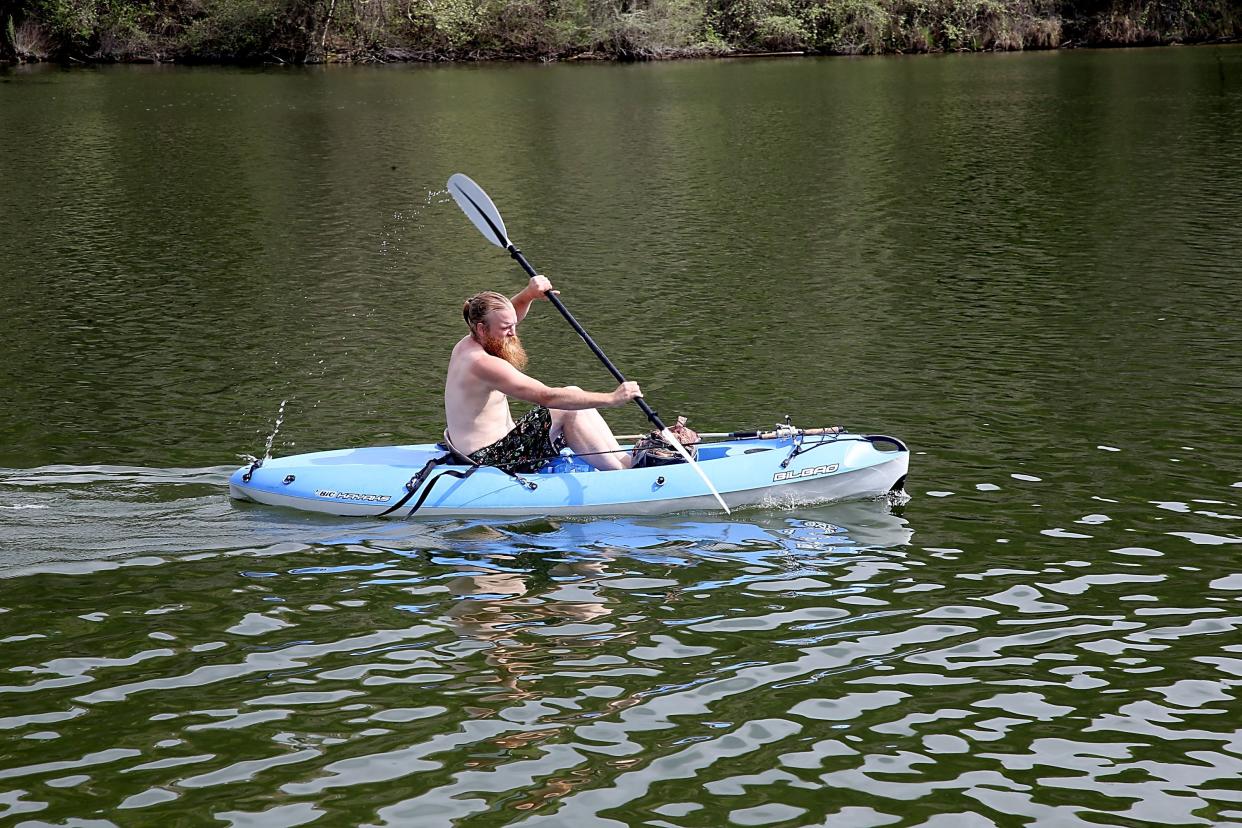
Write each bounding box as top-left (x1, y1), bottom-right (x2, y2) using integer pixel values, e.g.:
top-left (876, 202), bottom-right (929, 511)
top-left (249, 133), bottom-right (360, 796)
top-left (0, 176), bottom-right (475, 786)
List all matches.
top-left (447, 172), bottom-right (731, 514)
top-left (614, 426), bottom-right (845, 442)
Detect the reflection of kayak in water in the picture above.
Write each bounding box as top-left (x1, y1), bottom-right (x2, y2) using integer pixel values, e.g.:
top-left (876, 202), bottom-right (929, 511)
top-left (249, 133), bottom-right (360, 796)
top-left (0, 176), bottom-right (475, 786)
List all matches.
top-left (500, 501), bottom-right (917, 561)
top-left (229, 431), bottom-right (909, 518)
top-left (416, 506), bottom-right (914, 649)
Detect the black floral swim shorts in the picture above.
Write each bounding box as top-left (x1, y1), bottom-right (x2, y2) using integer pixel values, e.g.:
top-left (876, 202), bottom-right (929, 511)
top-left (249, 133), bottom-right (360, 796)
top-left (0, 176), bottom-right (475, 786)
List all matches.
top-left (468, 406), bottom-right (567, 474)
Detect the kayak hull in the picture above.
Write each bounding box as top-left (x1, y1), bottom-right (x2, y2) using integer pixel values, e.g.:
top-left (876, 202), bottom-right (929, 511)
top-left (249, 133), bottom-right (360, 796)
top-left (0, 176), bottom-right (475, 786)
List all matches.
top-left (228, 432), bottom-right (909, 518)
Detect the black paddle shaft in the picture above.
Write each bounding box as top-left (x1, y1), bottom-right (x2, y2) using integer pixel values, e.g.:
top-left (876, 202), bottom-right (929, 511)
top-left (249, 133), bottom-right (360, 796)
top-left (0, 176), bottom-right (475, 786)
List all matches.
top-left (507, 245), bottom-right (667, 432)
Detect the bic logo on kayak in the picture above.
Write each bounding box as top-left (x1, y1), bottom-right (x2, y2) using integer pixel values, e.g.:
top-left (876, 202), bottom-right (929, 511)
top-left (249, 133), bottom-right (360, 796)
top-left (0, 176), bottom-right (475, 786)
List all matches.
top-left (315, 490), bottom-right (393, 503)
top-left (772, 464), bottom-right (839, 482)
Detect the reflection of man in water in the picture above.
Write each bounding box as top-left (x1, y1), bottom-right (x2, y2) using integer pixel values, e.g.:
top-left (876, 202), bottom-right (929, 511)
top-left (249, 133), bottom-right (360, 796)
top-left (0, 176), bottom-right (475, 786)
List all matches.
top-left (444, 558), bottom-right (612, 699)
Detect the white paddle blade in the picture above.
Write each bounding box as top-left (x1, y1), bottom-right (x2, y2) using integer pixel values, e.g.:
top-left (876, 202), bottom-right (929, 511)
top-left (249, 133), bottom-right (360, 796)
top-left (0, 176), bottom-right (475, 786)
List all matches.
top-left (447, 173), bottom-right (509, 248)
top-left (660, 427), bottom-right (731, 514)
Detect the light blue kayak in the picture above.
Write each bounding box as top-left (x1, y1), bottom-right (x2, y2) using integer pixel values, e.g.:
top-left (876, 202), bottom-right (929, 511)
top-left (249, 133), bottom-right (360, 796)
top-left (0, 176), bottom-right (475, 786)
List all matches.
top-left (228, 430), bottom-right (909, 518)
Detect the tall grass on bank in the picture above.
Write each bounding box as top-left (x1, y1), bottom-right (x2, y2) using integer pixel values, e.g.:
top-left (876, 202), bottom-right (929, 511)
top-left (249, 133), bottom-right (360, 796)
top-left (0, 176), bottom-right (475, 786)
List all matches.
top-left (2, 0), bottom-right (1238, 64)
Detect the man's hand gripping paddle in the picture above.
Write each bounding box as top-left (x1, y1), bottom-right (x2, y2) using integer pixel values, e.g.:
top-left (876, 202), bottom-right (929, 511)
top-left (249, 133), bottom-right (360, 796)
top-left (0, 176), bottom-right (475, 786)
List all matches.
top-left (447, 172), bottom-right (731, 514)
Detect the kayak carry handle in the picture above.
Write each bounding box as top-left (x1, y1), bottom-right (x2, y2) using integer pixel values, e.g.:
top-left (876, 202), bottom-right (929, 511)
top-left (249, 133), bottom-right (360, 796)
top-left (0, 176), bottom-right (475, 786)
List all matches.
top-left (864, 435), bottom-right (909, 452)
top-left (241, 458), bottom-right (263, 483)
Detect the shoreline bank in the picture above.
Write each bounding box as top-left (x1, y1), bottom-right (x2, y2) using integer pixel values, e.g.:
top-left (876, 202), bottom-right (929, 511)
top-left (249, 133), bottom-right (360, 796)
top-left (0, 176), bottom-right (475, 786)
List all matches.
top-left (4, 37), bottom-right (1238, 69)
top-left (3, 1), bottom-right (1238, 67)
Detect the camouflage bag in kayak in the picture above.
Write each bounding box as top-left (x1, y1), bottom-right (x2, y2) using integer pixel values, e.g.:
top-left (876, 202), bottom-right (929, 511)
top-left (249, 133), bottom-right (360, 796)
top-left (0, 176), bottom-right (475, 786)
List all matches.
top-left (631, 416), bottom-right (700, 468)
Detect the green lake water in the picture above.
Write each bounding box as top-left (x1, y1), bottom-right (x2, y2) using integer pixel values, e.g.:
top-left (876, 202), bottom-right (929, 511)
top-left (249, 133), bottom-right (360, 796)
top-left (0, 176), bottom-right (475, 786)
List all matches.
top-left (1, 46), bottom-right (1241, 826)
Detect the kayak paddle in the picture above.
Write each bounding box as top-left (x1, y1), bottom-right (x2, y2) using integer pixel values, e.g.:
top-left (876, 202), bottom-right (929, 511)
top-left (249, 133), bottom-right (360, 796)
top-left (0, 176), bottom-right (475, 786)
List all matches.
top-left (447, 172), bottom-right (731, 514)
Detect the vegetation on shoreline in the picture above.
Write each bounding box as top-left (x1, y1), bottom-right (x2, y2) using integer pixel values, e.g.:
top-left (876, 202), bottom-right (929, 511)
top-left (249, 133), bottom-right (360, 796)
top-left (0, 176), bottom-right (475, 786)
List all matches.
top-left (2, 0), bottom-right (1238, 65)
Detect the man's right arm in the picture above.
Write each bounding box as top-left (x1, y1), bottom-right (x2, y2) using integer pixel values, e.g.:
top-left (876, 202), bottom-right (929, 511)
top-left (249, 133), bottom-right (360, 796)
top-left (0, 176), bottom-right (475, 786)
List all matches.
top-left (474, 355), bottom-right (641, 410)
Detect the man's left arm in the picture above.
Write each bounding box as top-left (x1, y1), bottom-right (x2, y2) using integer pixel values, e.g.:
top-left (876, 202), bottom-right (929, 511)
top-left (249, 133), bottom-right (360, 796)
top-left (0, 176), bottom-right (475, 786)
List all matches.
top-left (511, 275), bottom-right (556, 322)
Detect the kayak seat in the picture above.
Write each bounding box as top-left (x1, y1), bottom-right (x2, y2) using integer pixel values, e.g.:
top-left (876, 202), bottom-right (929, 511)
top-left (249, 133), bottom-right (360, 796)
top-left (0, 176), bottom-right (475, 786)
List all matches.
top-left (441, 429), bottom-right (477, 467)
top-left (443, 429), bottom-right (592, 474)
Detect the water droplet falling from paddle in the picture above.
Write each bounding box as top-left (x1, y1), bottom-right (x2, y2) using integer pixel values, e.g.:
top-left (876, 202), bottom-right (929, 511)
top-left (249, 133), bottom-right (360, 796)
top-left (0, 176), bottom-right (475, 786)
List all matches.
top-left (262, 399), bottom-right (288, 460)
top-left (378, 188), bottom-right (452, 257)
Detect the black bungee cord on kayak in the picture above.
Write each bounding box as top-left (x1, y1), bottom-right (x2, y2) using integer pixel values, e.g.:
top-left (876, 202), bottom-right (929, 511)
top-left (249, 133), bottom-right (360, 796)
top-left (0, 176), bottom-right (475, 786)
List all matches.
top-left (377, 455), bottom-right (473, 518)
top-left (379, 439), bottom-right (539, 518)
top-left (780, 433), bottom-right (897, 468)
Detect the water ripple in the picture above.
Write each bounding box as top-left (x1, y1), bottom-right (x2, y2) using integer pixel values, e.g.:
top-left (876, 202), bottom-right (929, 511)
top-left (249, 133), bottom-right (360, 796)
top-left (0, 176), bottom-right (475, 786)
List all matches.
top-left (0, 475), bottom-right (1237, 824)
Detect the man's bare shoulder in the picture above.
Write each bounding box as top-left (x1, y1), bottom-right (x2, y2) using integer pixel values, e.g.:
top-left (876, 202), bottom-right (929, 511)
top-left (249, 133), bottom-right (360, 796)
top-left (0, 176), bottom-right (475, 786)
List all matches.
top-left (449, 337), bottom-right (513, 386)
top-left (450, 335), bottom-right (486, 365)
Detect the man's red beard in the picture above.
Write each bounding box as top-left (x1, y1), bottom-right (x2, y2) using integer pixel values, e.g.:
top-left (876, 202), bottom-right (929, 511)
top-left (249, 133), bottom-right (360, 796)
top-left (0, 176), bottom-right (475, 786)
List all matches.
top-left (480, 331), bottom-right (528, 371)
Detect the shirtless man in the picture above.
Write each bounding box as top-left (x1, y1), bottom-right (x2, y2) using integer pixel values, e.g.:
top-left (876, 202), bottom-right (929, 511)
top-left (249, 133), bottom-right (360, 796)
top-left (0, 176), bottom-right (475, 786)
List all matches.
top-left (445, 275), bottom-right (642, 473)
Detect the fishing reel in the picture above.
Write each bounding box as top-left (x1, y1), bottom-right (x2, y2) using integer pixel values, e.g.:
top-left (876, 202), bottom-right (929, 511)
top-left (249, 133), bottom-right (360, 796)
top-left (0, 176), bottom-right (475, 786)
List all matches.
top-left (773, 414), bottom-right (799, 439)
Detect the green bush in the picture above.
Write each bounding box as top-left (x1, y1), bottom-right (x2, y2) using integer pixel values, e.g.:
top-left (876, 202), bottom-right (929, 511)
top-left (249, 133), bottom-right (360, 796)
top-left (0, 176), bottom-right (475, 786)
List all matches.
top-left (707, 0), bottom-right (769, 47)
top-left (33, 0), bottom-right (99, 52)
top-left (812, 0), bottom-right (890, 53)
top-left (180, 0), bottom-right (320, 61)
top-left (592, 0), bottom-right (708, 57)
top-left (756, 13), bottom-right (809, 48)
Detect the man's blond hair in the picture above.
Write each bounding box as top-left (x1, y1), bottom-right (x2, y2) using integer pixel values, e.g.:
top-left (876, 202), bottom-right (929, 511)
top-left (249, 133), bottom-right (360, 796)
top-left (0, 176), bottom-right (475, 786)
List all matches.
top-left (462, 291), bottom-right (510, 334)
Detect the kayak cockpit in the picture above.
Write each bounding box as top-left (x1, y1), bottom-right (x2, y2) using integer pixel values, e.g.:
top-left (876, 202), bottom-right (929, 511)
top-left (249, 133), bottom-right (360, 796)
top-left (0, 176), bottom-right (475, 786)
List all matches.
top-left (536, 441), bottom-right (772, 473)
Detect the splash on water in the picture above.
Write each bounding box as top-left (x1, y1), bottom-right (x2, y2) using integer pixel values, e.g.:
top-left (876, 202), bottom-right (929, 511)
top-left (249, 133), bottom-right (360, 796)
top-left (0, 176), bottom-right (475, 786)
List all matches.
top-left (262, 399), bottom-right (287, 461)
top-left (379, 188), bottom-right (452, 256)
top-left (761, 490), bottom-right (831, 511)
top-left (759, 487), bottom-right (909, 513)
top-left (886, 487), bottom-right (912, 507)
